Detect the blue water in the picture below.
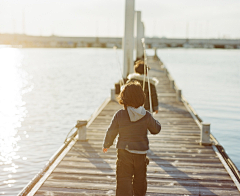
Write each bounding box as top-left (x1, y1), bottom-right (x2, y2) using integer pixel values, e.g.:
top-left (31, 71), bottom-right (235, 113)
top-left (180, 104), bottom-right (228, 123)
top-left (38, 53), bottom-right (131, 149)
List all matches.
top-left (0, 48), bottom-right (239, 195)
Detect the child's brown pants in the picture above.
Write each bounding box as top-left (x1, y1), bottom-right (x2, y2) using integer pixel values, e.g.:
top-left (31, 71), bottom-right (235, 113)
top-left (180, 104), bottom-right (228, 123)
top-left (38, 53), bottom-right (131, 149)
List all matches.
top-left (116, 149), bottom-right (149, 196)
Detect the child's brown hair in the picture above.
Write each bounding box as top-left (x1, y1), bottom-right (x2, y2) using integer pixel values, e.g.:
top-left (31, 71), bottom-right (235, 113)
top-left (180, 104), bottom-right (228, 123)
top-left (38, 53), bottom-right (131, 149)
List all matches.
top-left (118, 81), bottom-right (145, 109)
top-left (134, 60), bottom-right (148, 75)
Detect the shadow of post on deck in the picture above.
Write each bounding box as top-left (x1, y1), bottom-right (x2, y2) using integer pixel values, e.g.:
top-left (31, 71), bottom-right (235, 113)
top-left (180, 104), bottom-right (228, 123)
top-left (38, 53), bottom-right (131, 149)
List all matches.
top-left (148, 150), bottom-right (217, 195)
top-left (72, 141), bottom-right (114, 173)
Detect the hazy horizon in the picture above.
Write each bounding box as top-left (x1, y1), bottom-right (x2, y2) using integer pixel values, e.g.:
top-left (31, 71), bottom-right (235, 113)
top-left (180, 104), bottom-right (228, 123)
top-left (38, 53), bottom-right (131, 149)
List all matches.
top-left (0, 0), bottom-right (240, 39)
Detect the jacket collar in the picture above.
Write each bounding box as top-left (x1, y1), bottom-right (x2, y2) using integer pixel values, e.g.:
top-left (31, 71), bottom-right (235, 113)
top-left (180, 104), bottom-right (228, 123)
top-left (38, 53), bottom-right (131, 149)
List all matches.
top-left (127, 73), bottom-right (159, 85)
top-left (127, 106), bottom-right (146, 122)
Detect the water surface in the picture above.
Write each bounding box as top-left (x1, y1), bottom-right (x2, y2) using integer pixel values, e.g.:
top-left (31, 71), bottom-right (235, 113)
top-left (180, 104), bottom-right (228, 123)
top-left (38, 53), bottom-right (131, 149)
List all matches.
top-left (0, 48), bottom-right (122, 195)
top-left (0, 48), bottom-right (239, 195)
top-left (153, 49), bottom-right (240, 170)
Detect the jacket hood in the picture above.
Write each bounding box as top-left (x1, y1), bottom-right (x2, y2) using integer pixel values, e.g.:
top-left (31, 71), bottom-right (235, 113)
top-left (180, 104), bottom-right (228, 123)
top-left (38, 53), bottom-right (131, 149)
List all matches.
top-left (127, 73), bottom-right (159, 85)
top-left (127, 106), bottom-right (146, 122)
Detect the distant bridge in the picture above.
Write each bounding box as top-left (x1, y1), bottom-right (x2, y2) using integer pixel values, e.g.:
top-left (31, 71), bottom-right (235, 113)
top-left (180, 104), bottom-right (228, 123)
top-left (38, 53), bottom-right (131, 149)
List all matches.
top-left (0, 33), bottom-right (240, 49)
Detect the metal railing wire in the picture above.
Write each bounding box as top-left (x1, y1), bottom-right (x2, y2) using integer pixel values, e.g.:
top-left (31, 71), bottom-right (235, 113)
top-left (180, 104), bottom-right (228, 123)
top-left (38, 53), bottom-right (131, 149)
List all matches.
top-left (210, 135), bottom-right (240, 182)
top-left (17, 125), bottom-right (78, 196)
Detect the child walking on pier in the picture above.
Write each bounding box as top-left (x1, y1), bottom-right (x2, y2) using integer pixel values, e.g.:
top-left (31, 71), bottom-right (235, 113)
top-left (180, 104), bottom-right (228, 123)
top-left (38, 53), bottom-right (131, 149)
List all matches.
top-left (127, 60), bottom-right (159, 114)
top-left (103, 81), bottom-right (161, 196)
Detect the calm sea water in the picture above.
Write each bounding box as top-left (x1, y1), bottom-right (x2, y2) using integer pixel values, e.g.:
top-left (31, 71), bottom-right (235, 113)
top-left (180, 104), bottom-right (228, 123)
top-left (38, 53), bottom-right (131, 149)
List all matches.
top-left (153, 48), bottom-right (240, 170)
top-left (0, 48), bottom-right (239, 195)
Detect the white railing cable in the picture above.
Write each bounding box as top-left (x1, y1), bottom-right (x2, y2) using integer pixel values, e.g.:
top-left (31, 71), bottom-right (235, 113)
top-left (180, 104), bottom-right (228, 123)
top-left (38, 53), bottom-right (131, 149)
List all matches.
top-left (142, 38), bottom-right (153, 113)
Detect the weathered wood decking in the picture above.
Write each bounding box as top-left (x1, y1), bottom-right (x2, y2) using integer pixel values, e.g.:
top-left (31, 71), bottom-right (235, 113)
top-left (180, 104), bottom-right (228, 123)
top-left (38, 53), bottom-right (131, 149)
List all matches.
top-left (31, 57), bottom-right (239, 196)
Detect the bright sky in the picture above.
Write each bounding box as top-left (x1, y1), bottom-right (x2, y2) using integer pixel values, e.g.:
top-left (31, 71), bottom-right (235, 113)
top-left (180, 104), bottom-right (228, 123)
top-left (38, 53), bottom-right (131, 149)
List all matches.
top-left (0, 0), bottom-right (240, 39)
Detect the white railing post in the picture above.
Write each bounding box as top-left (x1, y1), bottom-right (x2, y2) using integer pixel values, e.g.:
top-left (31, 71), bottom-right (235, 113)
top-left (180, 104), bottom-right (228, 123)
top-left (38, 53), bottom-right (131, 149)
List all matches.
top-left (170, 79), bottom-right (175, 89)
top-left (115, 82), bottom-right (120, 94)
top-left (76, 120), bottom-right (88, 141)
top-left (111, 89), bottom-right (116, 101)
top-left (176, 89), bottom-right (182, 102)
top-left (200, 122), bottom-right (211, 145)
top-left (154, 47), bottom-right (157, 59)
top-left (163, 67), bottom-right (167, 75)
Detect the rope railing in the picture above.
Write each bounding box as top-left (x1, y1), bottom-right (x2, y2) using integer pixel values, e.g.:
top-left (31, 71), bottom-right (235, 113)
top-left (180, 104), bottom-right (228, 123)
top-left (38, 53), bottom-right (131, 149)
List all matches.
top-left (64, 126), bottom-right (77, 144)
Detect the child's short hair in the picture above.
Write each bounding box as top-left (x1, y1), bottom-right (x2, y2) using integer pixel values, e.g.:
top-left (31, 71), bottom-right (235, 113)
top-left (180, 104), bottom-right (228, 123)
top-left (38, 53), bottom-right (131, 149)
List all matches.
top-left (118, 81), bottom-right (146, 109)
top-left (134, 60), bottom-right (148, 75)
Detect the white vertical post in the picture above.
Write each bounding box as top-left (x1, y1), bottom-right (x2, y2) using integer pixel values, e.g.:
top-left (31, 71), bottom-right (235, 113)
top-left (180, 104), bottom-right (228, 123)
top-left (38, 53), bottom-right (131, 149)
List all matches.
top-left (141, 21), bottom-right (145, 57)
top-left (201, 123), bottom-right (211, 145)
top-left (111, 89), bottom-right (115, 101)
top-left (141, 22), bottom-right (145, 38)
top-left (176, 89), bottom-right (182, 102)
top-left (77, 120), bottom-right (88, 141)
top-left (163, 67), bottom-right (168, 75)
top-left (154, 47), bottom-right (157, 58)
top-left (135, 11), bottom-right (144, 60)
top-left (141, 22), bottom-right (145, 35)
top-left (170, 80), bottom-right (175, 89)
top-left (122, 0), bottom-right (135, 78)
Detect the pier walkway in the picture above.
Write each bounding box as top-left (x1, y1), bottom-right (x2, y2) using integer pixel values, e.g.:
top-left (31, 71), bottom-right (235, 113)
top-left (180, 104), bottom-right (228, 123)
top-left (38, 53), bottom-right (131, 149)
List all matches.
top-left (29, 56), bottom-right (239, 195)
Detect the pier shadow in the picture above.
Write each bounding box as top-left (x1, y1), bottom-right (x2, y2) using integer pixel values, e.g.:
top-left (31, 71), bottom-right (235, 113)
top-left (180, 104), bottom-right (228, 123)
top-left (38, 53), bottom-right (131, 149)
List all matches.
top-left (147, 150), bottom-right (217, 195)
top-left (71, 141), bottom-right (114, 173)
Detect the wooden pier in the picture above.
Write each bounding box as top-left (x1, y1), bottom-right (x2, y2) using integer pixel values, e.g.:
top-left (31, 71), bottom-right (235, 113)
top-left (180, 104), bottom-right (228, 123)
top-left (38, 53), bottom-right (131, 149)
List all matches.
top-left (23, 56), bottom-right (239, 196)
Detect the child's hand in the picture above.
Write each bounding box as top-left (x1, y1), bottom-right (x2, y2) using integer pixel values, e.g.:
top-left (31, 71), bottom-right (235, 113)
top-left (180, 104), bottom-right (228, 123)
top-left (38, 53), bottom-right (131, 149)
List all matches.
top-left (102, 148), bottom-right (108, 153)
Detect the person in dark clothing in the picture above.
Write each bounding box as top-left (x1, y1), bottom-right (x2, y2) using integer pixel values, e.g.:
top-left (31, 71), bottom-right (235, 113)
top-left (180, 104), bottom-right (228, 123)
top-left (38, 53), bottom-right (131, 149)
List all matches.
top-left (103, 81), bottom-right (161, 196)
top-left (127, 60), bottom-right (159, 113)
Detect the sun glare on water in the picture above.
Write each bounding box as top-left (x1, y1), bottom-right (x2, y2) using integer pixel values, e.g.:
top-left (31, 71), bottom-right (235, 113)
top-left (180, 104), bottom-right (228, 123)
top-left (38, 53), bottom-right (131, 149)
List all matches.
top-left (0, 48), bottom-right (30, 188)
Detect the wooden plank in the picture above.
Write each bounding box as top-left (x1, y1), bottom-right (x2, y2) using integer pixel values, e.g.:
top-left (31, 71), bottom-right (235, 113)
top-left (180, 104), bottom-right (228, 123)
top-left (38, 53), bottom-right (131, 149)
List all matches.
top-left (53, 167), bottom-right (233, 181)
top-left (57, 161), bottom-right (228, 175)
top-left (68, 149), bottom-right (217, 158)
top-left (73, 141), bottom-right (209, 148)
top-left (62, 156), bottom-right (224, 168)
top-left (40, 181), bottom-right (239, 195)
top-left (67, 146), bottom-right (215, 154)
top-left (36, 187), bottom-right (115, 196)
top-left (47, 173), bottom-right (237, 188)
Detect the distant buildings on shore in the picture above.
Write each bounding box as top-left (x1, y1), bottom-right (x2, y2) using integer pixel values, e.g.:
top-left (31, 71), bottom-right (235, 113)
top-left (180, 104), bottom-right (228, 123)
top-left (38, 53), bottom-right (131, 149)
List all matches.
top-left (0, 33), bottom-right (240, 49)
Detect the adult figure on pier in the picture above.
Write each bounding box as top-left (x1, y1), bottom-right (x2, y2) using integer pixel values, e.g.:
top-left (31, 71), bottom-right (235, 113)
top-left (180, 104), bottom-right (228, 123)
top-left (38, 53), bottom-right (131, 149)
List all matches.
top-left (127, 60), bottom-right (159, 113)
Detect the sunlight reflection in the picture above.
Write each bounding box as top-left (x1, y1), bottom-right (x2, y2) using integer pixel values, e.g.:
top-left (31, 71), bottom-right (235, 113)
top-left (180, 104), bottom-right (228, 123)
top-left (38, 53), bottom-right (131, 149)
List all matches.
top-left (0, 48), bottom-right (31, 185)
